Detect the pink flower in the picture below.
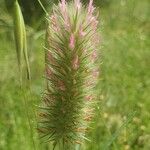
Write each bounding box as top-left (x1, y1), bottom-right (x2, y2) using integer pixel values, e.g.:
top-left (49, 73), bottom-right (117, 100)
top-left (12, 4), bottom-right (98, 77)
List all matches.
top-left (69, 34), bottom-right (75, 49)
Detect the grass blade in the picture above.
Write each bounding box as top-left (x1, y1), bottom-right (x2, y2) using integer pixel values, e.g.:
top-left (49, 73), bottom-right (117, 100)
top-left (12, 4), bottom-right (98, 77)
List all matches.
top-left (13, 0), bottom-right (31, 81)
top-left (13, 0), bottom-right (24, 83)
top-left (22, 21), bottom-right (31, 80)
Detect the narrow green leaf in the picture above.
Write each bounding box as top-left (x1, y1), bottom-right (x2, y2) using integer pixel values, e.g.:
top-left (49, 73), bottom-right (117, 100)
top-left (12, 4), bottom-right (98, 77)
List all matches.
top-left (13, 0), bottom-right (31, 81)
top-left (22, 20), bottom-right (31, 80)
top-left (13, 0), bottom-right (23, 82)
top-left (37, 0), bottom-right (49, 16)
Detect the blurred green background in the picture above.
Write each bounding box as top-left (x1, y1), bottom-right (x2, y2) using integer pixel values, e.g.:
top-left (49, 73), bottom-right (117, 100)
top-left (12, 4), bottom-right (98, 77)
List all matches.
top-left (0, 0), bottom-right (150, 149)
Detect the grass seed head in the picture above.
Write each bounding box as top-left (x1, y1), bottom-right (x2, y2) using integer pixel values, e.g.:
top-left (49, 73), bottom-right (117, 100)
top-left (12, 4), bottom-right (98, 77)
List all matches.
top-left (38, 0), bottom-right (100, 148)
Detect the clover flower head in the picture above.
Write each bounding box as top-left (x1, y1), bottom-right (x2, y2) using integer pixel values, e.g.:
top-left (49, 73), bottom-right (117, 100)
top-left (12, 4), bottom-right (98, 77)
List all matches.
top-left (38, 0), bottom-right (100, 149)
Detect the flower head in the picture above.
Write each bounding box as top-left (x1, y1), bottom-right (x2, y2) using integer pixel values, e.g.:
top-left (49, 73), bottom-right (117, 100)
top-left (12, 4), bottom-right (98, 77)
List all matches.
top-left (38, 0), bottom-right (100, 148)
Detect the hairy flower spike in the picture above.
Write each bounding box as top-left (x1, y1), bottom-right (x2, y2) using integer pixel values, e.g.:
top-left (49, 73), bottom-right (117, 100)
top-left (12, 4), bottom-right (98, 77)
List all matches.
top-left (38, 0), bottom-right (100, 149)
